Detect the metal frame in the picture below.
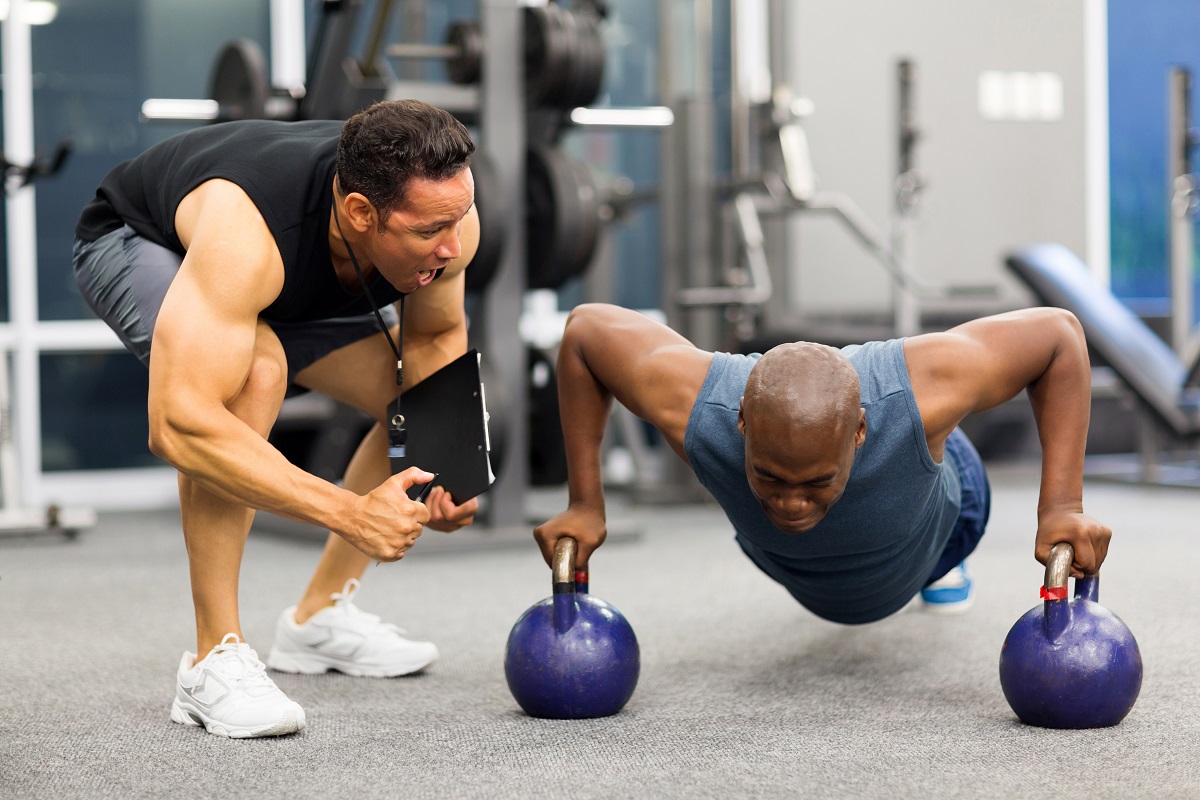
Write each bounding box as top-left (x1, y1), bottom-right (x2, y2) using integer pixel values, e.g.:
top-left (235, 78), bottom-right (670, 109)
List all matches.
top-left (476, 0), bottom-right (528, 527)
top-left (0, 2), bottom-right (314, 513)
top-left (1, 0), bottom-right (103, 528)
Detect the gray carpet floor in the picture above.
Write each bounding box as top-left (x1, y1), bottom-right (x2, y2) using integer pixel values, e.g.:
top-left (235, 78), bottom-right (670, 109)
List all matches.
top-left (1, 463), bottom-right (1197, 799)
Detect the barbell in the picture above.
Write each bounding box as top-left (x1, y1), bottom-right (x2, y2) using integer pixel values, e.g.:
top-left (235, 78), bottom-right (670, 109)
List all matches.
top-left (385, 5), bottom-right (606, 111)
top-left (144, 4), bottom-right (605, 125)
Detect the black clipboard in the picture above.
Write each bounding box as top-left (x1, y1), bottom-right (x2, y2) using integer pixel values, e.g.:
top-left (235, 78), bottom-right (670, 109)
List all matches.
top-left (388, 348), bottom-right (496, 504)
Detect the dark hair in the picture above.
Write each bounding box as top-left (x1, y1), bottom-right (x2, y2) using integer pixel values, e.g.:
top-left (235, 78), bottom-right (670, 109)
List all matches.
top-left (336, 99), bottom-right (475, 226)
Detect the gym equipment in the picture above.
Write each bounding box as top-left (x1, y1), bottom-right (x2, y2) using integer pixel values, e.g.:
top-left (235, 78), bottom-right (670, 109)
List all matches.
top-left (527, 346), bottom-right (567, 486)
top-left (0, 355), bottom-right (95, 540)
top-left (999, 542), bottom-right (1142, 728)
top-left (141, 3), bottom-right (606, 126)
top-left (0, 143), bottom-right (94, 540)
top-left (891, 58), bottom-right (926, 338)
top-left (140, 39), bottom-right (303, 124)
top-left (522, 3), bottom-right (606, 111)
top-left (2, 140), bottom-right (72, 189)
top-left (1167, 66), bottom-right (1200, 362)
top-left (390, 4), bottom-right (605, 111)
top-left (209, 39), bottom-right (301, 123)
top-left (1006, 243), bottom-right (1200, 483)
top-left (463, 151), bottom-right (506, 295)
top-left (526, 145), bottom-right (602, 290)
top-left (385, 19), bottom-right (484, 87)
top-left (504, 537), bottom-right (640, 719)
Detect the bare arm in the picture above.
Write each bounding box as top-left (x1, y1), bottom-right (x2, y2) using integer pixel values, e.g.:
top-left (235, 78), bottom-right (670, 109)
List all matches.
top-left (149, 180), bottom-right (431, 560)
top-left (533, 303), bottom-right (713, 566)
top-left (905, 307), bottom-right (1110, 574)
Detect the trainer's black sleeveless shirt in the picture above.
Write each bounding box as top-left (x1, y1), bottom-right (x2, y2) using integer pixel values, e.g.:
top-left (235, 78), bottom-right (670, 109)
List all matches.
top-left (75, 119), bottom-right (403, 322)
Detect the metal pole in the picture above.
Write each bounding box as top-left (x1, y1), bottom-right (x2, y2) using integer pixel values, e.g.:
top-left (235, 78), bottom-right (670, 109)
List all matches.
top-left (3, 0), bottom-right (43, 508)
top-left (479, 0), bottom-right (528, 526)
top-left (1167, 66), bottom-right (1195, 356)
top-left (646, 0), bottom-right (710, 505)
top-left (269, 0), bottom-right (307, 91)
top-left (892, 58), bottom-right (921, 338)
top-left (681, 0), bottom-right (719, 352)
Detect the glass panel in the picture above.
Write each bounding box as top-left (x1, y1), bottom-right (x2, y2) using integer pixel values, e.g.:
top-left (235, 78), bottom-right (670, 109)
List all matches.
top-left (559, 0), bottom-right (665, 310)
top-left (40, 351), bottom-right (159, 471)
top-left (1108, 0), bottom-right (1200, 316)
top-left (26, 0), bottom-right (269, 476)
top-left (31, 0), bottom-right (269, 322)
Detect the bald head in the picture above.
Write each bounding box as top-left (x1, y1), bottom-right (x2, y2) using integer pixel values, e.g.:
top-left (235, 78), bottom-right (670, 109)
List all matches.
top-left (743, 342), bottom-right (861, 432)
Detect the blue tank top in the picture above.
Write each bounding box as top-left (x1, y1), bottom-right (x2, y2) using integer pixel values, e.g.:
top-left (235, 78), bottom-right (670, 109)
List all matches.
top-left (683, 339), bottom-right (962, 624)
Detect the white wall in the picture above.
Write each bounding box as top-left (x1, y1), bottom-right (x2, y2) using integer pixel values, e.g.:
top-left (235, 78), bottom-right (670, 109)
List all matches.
top-left (780, 0), bottom-right (1103, 323)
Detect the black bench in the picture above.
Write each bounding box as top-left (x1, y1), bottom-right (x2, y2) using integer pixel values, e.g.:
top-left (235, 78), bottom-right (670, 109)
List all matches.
top-left (1005, 243), bottom-right (1200, 483)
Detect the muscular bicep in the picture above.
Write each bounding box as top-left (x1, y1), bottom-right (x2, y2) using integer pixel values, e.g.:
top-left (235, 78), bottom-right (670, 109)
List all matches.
top-left (561, 304), bottom-right (712, 451)
top-left (906, 308), bottom-right (1086, 440)
top-left (151, 181), bottom-right (284, 413)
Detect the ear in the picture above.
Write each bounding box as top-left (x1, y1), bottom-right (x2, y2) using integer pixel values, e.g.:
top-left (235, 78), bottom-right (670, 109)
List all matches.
top-left (854, 407), bottom-right (867, 448)
top-left (341, 191), bottom-right (378, 233)
top-left (737, 398), bottom-right (747, 438)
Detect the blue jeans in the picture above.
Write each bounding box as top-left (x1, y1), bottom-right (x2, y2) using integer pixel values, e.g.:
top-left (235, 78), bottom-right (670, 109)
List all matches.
top-left (924, 428), bottom-right (991, 585)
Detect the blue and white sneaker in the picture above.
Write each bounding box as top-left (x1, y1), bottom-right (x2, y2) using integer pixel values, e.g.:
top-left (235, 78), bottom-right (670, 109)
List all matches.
top-left (920, 560), bottom-right (975, 614)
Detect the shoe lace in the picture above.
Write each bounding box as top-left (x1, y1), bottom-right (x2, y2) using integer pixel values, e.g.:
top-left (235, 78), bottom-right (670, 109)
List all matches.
top-left (209, 633), bottom-right (277, 695)
top-left (330, 579), bottom-right (408, 635)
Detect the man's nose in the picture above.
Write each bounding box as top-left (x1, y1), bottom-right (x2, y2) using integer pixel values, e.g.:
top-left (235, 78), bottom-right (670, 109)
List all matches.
top-left (436, 228), bottom-right (462, 260)
top-left (773, 489), bottom-right (814, 516)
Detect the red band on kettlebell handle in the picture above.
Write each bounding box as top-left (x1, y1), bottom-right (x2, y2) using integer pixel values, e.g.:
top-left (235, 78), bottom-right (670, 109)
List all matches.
top-left (575, 569), bottom-right (589, 584)
top-left (1040, 585), bottom-right (1068, 600)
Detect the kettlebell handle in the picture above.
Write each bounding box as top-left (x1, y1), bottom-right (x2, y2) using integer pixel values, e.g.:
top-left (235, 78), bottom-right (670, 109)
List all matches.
top-left (553, 537), bottom-right (577, 590)
top-left (1045, 542), bottom-right (1073, 590)
top-left (1043, 542), bottom-right (1100, 603)
top-left (552, 537), bottom-right (590, 595)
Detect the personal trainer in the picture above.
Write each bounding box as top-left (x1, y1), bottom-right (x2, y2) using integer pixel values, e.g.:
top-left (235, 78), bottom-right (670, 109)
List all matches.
top-left (73, 99), bottom-right (480, 738)
top-left (534, 303), bottom-right (1112, 625)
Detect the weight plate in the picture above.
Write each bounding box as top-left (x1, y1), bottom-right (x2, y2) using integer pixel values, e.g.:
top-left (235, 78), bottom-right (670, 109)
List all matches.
top-left (209, 39), bottom-right (270, 121)
top-left (526, 146), bottom-right (601, 290)
top-left (552, 7), bottom-right (584, 110)
top-left (559, 10), bottom-right (600, 109)
top-left (575, 12), bottom-right (606, 108)
top-left (524, 4), bottom-right (571, 109)
top-left (464, 152), bottom-right (506, 294)
top-left (445, 20), bottom-right (482, 85)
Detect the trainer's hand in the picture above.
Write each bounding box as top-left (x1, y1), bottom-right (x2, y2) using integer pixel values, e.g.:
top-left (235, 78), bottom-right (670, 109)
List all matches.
top-left (424, 486), bottom-right (478, 532)
top-left (1034, 509), bottom-right (1112, 577)
top-left (349, 467), bottom-right (434, 562)
top-left (533, 505), bottom-right (606, 569)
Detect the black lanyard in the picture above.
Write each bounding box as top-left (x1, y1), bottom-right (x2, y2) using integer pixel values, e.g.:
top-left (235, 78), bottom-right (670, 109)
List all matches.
top-left (331, 198), bottom-right (407, 457)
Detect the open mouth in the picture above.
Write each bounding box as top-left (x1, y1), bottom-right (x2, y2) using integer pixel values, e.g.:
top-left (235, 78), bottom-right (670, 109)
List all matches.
top-left (416, 269), bottom-right (436, 286)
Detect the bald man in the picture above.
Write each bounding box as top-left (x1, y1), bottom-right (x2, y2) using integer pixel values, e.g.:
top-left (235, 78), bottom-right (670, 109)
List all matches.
top-left (533, 303), bottom-right (1111, 624)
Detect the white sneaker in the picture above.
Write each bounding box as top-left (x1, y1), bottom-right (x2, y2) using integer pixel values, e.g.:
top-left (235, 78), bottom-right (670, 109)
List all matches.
top-left (266, 578), bottom-right (438, 677)
top-left (170, 633), bottom-right (306, 738)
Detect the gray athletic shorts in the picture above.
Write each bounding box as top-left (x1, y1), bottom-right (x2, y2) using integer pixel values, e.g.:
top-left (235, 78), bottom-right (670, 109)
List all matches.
top-left (73, 224), bottom-right (396, 397)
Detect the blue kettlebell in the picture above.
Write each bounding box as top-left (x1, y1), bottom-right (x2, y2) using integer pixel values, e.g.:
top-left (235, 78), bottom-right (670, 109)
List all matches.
top-left (504, 537), bottom-right (640, 719)
top-left (998, 542), bottom-right (1142, 728)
